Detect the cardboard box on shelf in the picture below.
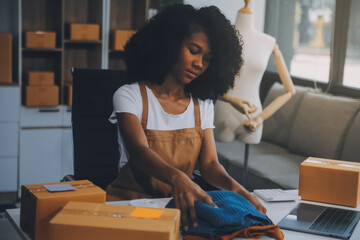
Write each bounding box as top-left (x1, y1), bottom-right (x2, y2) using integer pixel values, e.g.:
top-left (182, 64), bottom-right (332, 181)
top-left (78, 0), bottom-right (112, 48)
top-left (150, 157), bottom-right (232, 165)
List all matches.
top-left (20, 180), bottom-right (106, 240)
top-left (113, 30), bottom-right (136, 51)
top-left (0, 33), bottom-right (12, 83)
top-left (25, 31), bottom-right (56, 49)
top-left (70, 24), bottom-right (100, 41)
top-left (299, 157), bottom-right (360, 207)
top-left (49, 201), bottom-right (180, 240)
top-left (65, 83), bottom-right (72, 106)
top-left (28, 71), bottom-right (55, 86)
top-left (25, 85), bottom-right (59, 107)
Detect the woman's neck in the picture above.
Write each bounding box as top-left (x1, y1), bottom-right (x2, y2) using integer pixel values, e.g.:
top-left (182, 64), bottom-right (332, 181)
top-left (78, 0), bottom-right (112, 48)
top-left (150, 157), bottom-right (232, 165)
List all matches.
top-left (147, 76), bottom-right (186, 100)
top-left (234, 12), bottom-right (255, 32)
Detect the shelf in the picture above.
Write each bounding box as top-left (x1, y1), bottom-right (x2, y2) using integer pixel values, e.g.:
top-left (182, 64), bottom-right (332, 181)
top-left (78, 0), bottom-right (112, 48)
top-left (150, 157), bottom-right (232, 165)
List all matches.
top-left (22, 48), bottom-right (62, 52)
top-left (64, 40), bottom-right (102, 44)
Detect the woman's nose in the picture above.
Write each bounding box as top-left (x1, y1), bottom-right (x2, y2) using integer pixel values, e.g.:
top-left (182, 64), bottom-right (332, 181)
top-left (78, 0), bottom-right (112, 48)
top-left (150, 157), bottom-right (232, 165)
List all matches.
top-left (193, 57), bottom-right (203, 69)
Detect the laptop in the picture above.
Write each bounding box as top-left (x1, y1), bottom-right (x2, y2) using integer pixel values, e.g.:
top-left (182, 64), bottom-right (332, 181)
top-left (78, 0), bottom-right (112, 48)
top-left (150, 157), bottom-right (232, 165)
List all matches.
top-left (278, 203), bottom-right (360, 239)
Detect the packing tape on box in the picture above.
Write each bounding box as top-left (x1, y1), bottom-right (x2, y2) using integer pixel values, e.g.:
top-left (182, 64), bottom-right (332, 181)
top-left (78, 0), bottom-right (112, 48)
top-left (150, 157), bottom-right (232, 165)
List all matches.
top-left (27, 182), bottom-right (96, 193)
top-left (304, 159), bottom-right (360, 169)
top-left (59, 207), bottom-right (164, 220)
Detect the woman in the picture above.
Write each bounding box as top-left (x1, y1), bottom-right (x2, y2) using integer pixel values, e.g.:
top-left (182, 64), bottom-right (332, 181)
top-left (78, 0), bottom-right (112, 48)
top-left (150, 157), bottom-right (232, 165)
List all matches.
top-left (106, 4), bottom-right (266, 229)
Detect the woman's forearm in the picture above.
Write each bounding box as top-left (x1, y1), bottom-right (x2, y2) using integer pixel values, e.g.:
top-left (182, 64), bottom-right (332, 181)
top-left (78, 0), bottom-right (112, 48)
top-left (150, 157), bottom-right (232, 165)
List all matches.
top-left (128, 144), bottom-right (183, 185)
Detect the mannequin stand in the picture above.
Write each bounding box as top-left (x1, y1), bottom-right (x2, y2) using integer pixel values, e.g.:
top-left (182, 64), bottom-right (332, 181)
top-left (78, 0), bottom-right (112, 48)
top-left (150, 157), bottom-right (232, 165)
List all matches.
top-left (242, 143), bottom-right (250, 187)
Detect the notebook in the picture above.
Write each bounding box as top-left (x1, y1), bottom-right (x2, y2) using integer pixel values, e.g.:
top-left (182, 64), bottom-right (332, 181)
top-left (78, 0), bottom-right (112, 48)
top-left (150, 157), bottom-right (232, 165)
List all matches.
top-left (278, 203), bottom-right (360, 239)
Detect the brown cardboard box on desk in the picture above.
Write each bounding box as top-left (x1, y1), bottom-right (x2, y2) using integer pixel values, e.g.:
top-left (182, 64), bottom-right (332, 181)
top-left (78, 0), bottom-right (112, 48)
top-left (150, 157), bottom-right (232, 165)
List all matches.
top-left (299, 157), bottom-right (360, 207)
top-left (20, 180), bottom-right (106, 240)
top-left (70, 23), bottom-right (100, 41)
top-left (28, 71), bottom-right (55, 86)
top-left (114, 30), bottom-right (136, 51)
top-left (0, 33), bottom-right (12, 83)
top-left (49, 201), bottom-right (180, 240)
top-left (26, 31), bottom-right (56, 49)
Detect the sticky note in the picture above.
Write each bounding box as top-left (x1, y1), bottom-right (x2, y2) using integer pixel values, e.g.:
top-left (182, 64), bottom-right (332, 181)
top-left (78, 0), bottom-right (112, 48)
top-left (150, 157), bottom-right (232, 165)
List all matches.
top-left (44, 184), bottom-right (76, 192)
top-left (130, 207), bottom-right (164, 219)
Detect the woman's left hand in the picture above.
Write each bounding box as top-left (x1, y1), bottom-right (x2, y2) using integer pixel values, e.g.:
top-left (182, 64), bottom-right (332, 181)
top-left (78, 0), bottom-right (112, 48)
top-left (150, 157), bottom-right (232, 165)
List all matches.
top-left (245, 194), bottom-right (267, 215)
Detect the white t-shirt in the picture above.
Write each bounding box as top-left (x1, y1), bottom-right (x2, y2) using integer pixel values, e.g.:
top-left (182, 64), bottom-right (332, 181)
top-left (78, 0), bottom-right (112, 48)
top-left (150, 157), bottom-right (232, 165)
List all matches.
top-left (109, 82), bottom-right (215, 169)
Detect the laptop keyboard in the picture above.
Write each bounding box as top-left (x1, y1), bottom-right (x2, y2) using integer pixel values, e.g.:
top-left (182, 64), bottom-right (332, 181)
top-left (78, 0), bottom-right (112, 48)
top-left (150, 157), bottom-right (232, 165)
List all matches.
top-left (309, 207), bottom-right (360, 235)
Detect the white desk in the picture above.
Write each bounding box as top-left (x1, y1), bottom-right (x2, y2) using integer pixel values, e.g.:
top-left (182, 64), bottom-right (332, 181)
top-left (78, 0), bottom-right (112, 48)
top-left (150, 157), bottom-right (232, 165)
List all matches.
top-left (6, 193), bottom-right (360, 240)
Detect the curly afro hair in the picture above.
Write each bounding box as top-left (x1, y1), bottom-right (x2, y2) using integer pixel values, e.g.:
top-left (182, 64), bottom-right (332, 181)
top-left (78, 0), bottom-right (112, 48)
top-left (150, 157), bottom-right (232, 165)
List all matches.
top-left (124, 4), bottom-right (243, 100)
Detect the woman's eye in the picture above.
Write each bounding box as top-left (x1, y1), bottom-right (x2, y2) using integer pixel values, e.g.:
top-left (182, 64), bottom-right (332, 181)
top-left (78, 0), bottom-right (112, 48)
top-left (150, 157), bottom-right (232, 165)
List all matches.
top-left (189, 48), bottom-right (198, 54)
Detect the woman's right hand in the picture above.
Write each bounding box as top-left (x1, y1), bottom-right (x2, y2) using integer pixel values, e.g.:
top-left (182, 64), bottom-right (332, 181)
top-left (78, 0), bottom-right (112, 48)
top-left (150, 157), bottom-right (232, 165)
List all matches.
top-left (171, 172), bottom-right (217, 230)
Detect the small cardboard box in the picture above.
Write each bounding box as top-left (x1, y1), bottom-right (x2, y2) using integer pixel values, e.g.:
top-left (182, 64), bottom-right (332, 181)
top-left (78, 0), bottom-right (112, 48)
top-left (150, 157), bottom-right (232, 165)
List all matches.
top-left (20, 180), bottom-right (106, 240)
top-left (113, 30), bottom-right (136, 51)
top-left (28, 71), bottom-right (55, 86)
top-left (299, 157), bottom-right (360, 207)
top-left (25, 85), bottom-right (59, 107)
top-left (49, 201), bottom-right (180, 240)
top-left (0, 33), bottom-right (12, 83)
top-left (65, 83), bottom-right (72, 106)
top-left (26, 31), bottom-right (56, 49)
top-left (70, 24), bottom-right (100, 41)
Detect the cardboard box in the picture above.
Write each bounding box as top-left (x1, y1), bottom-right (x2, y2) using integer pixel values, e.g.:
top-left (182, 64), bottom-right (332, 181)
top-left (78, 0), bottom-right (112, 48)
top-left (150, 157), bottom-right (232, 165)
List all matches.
top-left (299, 157), bottom-right (360, 207)
top-left (0, 33), bottom-right (12, 83)
top-left (25, 85), bottom-right (59, 107)
top-left (49, 201), bottom-right (180, 240)
top-left (114, 30), bottom-right (136, 51)
top-left (20, 180), bottom-right (106, 240)
top-left (70, 24), bottom-right (100, 41)
top-left (28, 71), bottom-right (55, 86)
top-left (65, 83), bottom-right (72, 106)
top-left (26, 31), bottom-right (56, 49)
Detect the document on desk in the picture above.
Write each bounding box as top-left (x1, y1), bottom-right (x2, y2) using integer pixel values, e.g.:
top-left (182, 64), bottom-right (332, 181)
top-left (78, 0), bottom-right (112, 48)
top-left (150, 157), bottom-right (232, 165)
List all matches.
top-left (108, 198), bottom-right (171, 208)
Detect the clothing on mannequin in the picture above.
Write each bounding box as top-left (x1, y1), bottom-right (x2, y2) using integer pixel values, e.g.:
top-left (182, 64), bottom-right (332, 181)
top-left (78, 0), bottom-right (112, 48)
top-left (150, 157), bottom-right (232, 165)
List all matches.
top-left (214, 0), bottom-right (295, 144)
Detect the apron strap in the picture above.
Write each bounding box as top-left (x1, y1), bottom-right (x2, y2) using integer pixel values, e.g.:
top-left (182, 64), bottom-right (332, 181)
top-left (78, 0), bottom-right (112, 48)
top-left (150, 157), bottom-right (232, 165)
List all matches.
top-left (193, 98), bottom-right (201, 129)
top-left (139, 82), bottom-right (148, 129)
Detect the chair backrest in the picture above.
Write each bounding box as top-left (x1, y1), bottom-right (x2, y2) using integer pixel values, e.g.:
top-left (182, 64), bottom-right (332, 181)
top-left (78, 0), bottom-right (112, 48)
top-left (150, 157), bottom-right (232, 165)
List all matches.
top-left (71, 68), bottom-right (130, 189)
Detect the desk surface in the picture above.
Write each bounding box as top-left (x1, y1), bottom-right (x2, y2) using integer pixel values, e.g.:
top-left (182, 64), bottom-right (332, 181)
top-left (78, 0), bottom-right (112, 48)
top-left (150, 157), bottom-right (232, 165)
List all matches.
top-left (6, 191), bottom-right (360, 240)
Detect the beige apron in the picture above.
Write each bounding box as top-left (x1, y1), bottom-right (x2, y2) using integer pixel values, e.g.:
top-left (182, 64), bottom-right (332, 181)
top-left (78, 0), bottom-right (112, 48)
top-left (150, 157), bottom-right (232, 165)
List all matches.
top-left (106, 82), bottom-right (204, 200)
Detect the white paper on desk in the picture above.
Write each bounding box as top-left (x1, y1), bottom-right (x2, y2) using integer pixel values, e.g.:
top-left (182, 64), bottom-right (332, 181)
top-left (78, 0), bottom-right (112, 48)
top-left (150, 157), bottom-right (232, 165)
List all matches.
top-left (128, 198), bottom-right (164, 208)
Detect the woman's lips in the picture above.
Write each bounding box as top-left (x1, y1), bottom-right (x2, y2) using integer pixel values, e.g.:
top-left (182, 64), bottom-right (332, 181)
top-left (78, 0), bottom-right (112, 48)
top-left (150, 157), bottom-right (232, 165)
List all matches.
top-left (186, 70), bottom-right (197, 79)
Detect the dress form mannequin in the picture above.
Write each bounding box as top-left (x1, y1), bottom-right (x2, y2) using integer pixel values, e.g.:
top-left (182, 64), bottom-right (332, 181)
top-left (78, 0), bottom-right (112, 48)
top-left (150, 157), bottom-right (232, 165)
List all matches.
top-left (214, 0), bottom-right (295, 144)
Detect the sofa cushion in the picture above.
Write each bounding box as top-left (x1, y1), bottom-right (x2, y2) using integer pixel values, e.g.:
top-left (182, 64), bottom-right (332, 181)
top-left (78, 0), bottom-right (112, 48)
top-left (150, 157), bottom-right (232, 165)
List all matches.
top-left (289, 91), bottom-right (360, 159)
top-left (341, 110), bottom-right (360, 162)
top-left (216, 140), bottom-right (305, 189)
top-left (262, 82), bottom-right (312, 148)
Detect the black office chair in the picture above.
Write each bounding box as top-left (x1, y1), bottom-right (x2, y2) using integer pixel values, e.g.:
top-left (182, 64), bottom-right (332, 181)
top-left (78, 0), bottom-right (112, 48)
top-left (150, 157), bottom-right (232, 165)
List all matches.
top-left (68, 68), bottom-right (130, 189)
top-left (68, 68), bottom-right (217, 191)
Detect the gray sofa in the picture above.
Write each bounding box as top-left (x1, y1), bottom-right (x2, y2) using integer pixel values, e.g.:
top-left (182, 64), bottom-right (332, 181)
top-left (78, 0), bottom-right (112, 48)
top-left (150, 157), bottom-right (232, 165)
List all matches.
top-left (215, 82), bottom-right (360, 191)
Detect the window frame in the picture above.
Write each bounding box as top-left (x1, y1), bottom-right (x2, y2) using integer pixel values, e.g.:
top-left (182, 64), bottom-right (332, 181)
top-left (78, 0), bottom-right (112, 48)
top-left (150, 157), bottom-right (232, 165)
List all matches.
top-left (264, 0), bottom-right (359, 98)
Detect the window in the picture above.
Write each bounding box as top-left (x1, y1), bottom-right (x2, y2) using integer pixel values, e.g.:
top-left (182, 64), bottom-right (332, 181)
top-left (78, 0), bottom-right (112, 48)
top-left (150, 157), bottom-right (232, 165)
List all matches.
top-left (265, 0), bottom-right (359, 90)
top-left (343, 1), bottom-right (360, 89)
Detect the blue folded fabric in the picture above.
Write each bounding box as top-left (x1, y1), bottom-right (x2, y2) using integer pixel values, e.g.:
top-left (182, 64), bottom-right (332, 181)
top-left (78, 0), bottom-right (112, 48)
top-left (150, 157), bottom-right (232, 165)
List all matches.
top-left (166, 190), bottom-right (273, 237)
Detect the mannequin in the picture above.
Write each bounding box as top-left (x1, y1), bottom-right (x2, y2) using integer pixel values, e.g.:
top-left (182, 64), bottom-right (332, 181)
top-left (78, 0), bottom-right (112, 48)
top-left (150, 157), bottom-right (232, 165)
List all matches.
top-left (214, 0), bottom-right (295, 144)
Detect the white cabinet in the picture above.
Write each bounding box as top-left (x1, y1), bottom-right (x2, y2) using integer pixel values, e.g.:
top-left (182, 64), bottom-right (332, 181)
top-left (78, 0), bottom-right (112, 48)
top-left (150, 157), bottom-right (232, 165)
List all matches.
top-left (61, 128), bottom-right (74, 177)
top-left (0, 86), bottom-right (20, 192)
top-left (0, 158), bottom-right (18, 192)
top-left (19, 129), bottom-right (63, 187)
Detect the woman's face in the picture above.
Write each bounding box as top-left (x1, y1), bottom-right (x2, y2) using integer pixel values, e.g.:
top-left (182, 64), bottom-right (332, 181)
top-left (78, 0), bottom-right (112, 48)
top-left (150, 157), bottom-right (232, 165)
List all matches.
top-left (171, 31), bottom-right (212, 85)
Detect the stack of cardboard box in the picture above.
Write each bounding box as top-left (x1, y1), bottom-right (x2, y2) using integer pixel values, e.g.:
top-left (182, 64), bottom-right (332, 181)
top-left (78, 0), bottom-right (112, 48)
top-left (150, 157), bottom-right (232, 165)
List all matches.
top-left (0, 33), bottom-right (12, 84)
top-left (20, 180), bottom-right (180, 240)
top-left (25, 72), bottom-right (59, 107)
